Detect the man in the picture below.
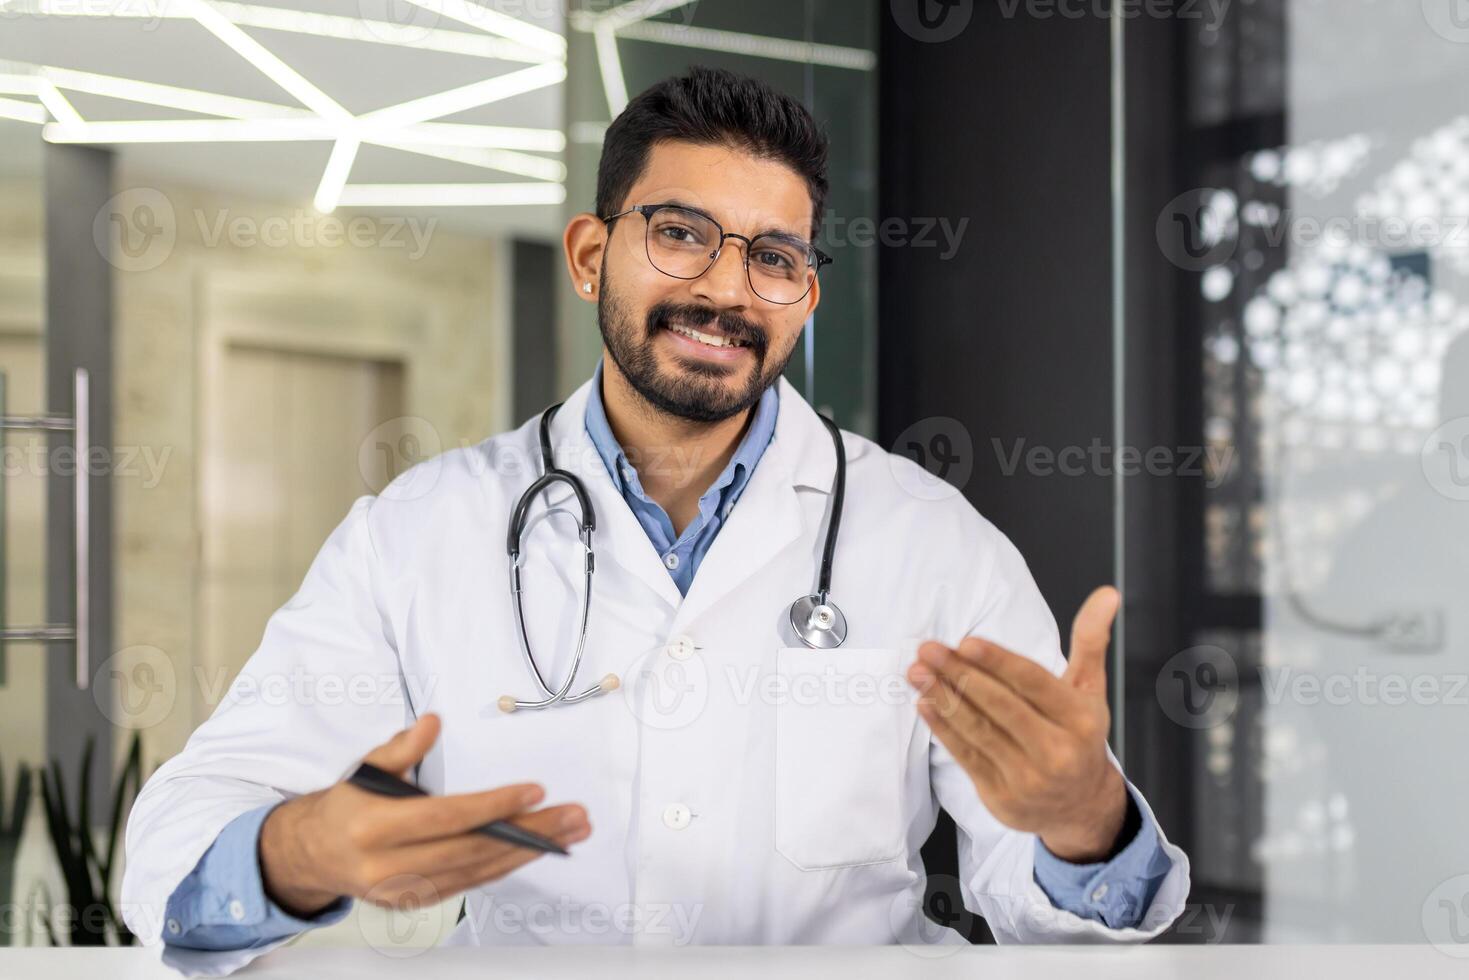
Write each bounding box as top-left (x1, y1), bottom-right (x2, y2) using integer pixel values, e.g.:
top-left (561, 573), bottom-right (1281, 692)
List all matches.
top-left (122, 67), bottom-right (1188, 976)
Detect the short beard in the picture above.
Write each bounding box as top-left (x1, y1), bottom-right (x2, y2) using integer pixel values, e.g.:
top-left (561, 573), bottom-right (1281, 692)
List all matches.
top-left (597, 268), bottom-right (793, 424)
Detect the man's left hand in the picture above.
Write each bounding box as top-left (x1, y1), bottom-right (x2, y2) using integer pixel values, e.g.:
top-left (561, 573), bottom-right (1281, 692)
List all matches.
top-left (907, 586), bottom-right (1128, 863)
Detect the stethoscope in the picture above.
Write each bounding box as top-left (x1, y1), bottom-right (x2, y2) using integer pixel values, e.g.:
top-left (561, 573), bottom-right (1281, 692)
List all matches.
top-left (497, 400), bottom-right (848, 713)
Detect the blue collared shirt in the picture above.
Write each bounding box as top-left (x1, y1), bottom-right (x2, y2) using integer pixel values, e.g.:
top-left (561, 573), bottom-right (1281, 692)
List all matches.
top-left (161, 367), bottom-right (1171, 951)
top-left (583, 361), bottom-right (778, 595)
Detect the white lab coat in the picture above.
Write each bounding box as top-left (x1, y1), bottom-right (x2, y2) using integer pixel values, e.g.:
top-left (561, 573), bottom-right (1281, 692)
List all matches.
top-left (121, 375), bottom-right (1190, 976)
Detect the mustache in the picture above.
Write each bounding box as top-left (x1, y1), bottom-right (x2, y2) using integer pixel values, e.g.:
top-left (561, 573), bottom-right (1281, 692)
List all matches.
top-left (647, 303), bottom-right (767, 355)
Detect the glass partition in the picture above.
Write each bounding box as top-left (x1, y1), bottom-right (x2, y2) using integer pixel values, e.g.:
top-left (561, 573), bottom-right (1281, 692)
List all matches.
top-left (1120, 0), bottom-right (1469, 944)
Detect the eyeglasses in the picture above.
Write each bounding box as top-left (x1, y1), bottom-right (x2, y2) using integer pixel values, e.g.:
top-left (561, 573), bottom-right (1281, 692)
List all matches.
top-left (602, 203), bottom-right (831, 306)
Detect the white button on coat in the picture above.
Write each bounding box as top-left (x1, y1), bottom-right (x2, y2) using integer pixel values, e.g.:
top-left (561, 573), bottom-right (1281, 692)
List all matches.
top-left (662, 803), bottom-right (692, 830)
top-left (665, 634), bottom-right (696, 661)
top-left (227, 899), bottom-right (246, 922)
top-left (664, 552), bottom-right (680, 570)
top-left (1091, 884), bottom-right (1110, 902)
top-left (121, 374), bottom-right (1191, 976)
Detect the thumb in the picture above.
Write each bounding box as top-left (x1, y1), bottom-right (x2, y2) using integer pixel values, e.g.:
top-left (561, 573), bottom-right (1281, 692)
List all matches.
top-left (1063, 586), bottom-right (1120, 693)
top-left (363, 713), bottom-right (441, 776)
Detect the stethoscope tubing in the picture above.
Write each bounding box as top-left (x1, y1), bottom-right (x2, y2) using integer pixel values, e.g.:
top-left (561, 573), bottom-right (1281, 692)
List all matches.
top-left (501, 398), bottom-right (848, 712)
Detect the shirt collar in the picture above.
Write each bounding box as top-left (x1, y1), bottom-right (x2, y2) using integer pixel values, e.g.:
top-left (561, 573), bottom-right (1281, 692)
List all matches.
top-left (584, 359), bottom-right (780, 505)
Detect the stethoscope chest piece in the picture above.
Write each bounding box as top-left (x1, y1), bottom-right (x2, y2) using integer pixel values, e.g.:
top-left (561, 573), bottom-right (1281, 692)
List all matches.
top-left (790, 594), bottom-right (847, 649)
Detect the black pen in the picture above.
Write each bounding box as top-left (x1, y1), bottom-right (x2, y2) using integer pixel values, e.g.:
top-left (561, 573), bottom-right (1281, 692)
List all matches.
top-left (346, 762), bottom-right (569, 856)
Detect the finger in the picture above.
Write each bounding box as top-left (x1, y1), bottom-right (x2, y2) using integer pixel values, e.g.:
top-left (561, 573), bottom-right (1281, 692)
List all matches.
top-left (1063, 586), bottom-right (1120, 692)
top-left (377, 804), bottom-right (590, 878)
top-left (951, 638), bottom-right (1083, 721)
top-left (364, 713), bottom-right (442, 776)
top-left (426, 818), bottom-right (593, 902)
top-left (363, 782), bottom-right (549, 846)
top-left (909, 662), bottom-right (1029, 771)
top-left (915, 693), bottom-right (1004, 791)
top-left (913, 644), bottom-right (1065, 755)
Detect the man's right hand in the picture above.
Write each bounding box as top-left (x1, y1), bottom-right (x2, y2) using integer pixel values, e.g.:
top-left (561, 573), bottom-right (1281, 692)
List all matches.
top-left (259, 713), bottom-right (589, 917)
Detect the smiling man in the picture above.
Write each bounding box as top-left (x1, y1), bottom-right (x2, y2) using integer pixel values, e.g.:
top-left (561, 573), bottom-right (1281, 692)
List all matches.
top-left (123, 67), bottom-right (1189, 976)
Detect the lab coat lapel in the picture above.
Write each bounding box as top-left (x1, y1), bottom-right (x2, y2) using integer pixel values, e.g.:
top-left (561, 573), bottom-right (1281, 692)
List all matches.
top-left (672, 378), bottom-right (838, 629)
top-left (538, 378), bottom-right (685, 612)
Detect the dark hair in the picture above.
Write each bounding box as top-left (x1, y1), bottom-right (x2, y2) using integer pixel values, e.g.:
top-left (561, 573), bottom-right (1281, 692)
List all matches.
top-left (596, 66), bottom-right (830, 240)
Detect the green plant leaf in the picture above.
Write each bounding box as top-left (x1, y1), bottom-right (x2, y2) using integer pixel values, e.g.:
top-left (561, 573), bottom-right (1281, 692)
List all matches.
top-left (11, 764), bottom-right (31, 841)
top-left (103, 733), bottom-right (143, 886)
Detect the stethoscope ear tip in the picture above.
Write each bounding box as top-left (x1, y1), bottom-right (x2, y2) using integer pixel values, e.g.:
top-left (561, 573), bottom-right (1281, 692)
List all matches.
top-left (599, 673), bottom-right (621, 693)
top-left (497, 695), bottom-right (519, 714)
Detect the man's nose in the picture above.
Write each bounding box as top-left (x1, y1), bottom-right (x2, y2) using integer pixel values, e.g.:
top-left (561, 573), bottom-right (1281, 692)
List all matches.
top-left (689, 238), bottom-right (754, 308)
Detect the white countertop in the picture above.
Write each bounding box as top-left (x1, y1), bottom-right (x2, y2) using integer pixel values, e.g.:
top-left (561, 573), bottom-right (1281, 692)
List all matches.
top-left (0, 944), bottom-right (1464, 979)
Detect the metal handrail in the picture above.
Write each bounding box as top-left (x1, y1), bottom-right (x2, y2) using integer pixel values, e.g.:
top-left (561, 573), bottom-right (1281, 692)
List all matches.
top-left (0, 367), bottom-right (91, 689)
top-left (0, 416), bottom-right (76, 431)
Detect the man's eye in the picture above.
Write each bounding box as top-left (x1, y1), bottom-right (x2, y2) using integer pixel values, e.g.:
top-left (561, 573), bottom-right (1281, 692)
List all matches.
top-left (754, 250), bottom-right (795, 269)
top-left (659, 225), bottom-right (698, 243)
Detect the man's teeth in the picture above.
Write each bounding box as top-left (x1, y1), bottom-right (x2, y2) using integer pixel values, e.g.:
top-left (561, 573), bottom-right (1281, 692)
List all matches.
top-left (667, 322), bottom-right (746, 349)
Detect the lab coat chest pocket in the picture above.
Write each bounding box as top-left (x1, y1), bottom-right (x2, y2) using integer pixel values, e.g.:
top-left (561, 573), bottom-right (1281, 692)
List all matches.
top-left (773, 647), bottom-right (914, 871)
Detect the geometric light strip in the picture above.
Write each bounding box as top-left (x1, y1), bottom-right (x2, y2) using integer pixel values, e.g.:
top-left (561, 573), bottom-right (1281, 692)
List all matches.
top-left (337, 182), bottom-right (568, 207)
top-left (0, 94), bottom-right (46, 124)
top-left (176, 0), bottom-right (351, 123)
top-left (616, 21), bottom-right (878, 71)
top-left (313, 136), bottom-right (359, 213)
top-left (39, 65), bottom-right (316, 120)
top-left (1, 0), bottom-right (569, 209)
top-left (358, 61), bottom-right (567, 129)
top-left (593, 25), bottom-right (630, 117)
top-left (574, 0), bottom-right (877, 141)
top-left (0, 0), bottom-right (556, 63)
top-left (397, 0), bottom-right (564, 59)
top-left (4, 0), bottom-right (880, 208)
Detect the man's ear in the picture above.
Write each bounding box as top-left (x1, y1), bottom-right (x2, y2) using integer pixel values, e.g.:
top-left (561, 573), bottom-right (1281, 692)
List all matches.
top-left (801, 270), bottom-right (822, 320)
top-left (564, 213), bottom-right (607, 302)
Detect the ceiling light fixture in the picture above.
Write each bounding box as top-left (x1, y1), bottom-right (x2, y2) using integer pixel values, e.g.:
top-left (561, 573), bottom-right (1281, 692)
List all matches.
top-left (313, 136), bottom-right (359, 213)
top-left (175, 0), bottom-right (352, 123)
top-left (361, 61), bottom-right (567, 129)
top-left (336, 182), bottom-right (567, 207)
top-left (396, 0), bottom-right (566, 59)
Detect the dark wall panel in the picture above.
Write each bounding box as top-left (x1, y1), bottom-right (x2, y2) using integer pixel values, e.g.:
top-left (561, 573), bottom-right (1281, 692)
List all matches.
top-left (512, 239), bottom-right (558, 426)
top-left (879, 8), bottom-right (1116, 652)
top-left (879, 4), bottom-right (1118, 944)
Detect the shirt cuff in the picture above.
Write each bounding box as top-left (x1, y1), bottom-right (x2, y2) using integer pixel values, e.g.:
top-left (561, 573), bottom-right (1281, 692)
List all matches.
top-left (163, 802), bottom-right (352, 950)
top-left (1031, 782), bottom-right (1174, 929)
